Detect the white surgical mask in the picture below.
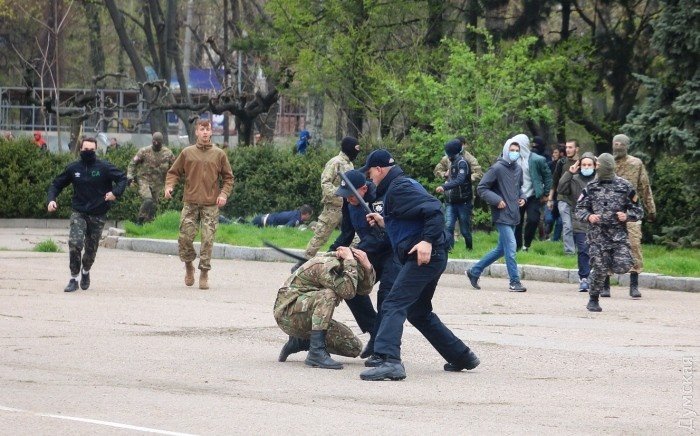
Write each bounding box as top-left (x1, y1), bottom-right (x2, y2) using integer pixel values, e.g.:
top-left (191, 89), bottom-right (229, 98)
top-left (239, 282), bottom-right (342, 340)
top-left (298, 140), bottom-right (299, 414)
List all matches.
top-left (508, 151), bottom-right (520, 162)
top-left (581, 168), bottom-right (594, 177)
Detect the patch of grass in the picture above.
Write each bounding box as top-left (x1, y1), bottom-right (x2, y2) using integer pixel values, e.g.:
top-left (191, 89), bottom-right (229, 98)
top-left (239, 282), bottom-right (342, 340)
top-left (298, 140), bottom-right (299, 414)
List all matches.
top-left (33, 239), bottom-right (62, 253)
top-left (124, 212), bottom-right (700, 277)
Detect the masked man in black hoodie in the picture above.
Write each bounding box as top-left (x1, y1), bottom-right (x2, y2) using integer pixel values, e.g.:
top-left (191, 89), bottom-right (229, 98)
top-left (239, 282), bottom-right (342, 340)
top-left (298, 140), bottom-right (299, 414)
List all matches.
top-left (47, 137), bottom-right (128, 292)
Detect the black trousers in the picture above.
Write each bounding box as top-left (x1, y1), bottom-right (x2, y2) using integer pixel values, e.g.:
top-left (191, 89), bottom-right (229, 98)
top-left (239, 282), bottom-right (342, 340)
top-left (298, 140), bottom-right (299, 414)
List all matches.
top-left (515, 196), bottom-right (543, 250)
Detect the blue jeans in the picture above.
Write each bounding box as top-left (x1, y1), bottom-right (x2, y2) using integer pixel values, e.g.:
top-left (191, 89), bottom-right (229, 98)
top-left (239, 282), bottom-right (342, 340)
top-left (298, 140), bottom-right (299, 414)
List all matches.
top-left (373, 246), bottom-right (470, 362)
top-left (471, 223), bottom-right (520, 284)
top-left (445, 201), bottom-right (473, 250)
top-left (573, 232), bottom-right (590, 279)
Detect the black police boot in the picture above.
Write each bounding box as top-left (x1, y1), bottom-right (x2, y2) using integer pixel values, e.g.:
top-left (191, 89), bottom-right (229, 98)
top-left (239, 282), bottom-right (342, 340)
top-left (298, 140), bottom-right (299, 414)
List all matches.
top-left (587, 295), bottom-right (602, 312)
top-left (629, 272), bottom-right (642, 298)
top-left (278, 336), bottom-right (310, 362)
top-left (444, 349), bottom-right (480, 372)
top-left (360, 335), bottom-right (375, 359)
top-left (360, 358), bottom-right (407, 381)
top-left (600, 276), bottom-right (611, 298)
top-left (305, 330), bottom-right (343, 369)
top-left (364, 354), bottom-right (384, 367)
top-left (80, 271), bottom-right (90, 290)
top-left (64, 278), bottom-right (78, 292)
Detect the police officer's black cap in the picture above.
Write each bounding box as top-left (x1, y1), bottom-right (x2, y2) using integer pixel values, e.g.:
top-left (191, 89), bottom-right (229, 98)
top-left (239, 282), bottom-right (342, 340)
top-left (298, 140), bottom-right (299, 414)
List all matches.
top-left (357, 149), bottom-right (395, 173)
top-left (335, 170), bottom-right (367, 197)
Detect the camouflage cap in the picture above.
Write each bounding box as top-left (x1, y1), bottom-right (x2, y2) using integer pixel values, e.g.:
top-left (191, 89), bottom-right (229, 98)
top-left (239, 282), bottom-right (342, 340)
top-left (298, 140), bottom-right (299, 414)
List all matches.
top-left (152, 132), bottom-right (163, 141)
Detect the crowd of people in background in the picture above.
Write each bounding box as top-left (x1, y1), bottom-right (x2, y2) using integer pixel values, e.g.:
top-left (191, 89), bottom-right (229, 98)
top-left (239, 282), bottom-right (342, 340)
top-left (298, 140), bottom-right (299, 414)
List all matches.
top-left (33, 124), bottom-right (655, 380)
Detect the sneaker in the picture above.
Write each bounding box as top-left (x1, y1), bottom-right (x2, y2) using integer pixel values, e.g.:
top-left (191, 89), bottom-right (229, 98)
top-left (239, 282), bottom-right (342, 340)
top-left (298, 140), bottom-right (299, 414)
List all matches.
top-left (360, 360), bottom-right (406, 381)
top-left (80, 271), bottom-right (90, 290)
top-left (579, 278), bottom-right (589, 292)
top-left (466, 269), bottom-right (480, 290)
top-left (509, 282), bottom-right (527, 292)
top-left (64, 279), bottom-right (78, 292)
top-left (521, 246), bottom-right (529, 252)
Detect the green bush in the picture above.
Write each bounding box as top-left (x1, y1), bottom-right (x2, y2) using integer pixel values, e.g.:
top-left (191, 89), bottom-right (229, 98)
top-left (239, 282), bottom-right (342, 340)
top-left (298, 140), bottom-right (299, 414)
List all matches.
top-left (647, 154), bottom-right (700, 248)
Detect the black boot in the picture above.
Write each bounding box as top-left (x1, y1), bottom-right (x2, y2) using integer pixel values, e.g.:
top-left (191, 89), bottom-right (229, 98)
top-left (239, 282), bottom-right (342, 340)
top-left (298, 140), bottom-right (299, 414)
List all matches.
top-left (444, 349), bottom-right (480, 372)
top-left (305, 330), bottom-right (343, 369)
top-left (587, 295), bottom-right (602, 312)
top-left (600, 276), bottom-right (611, 298)
top-left (629, 272), bottom-right (642, 298)
top-left (278, 336), bottom-right (310, 362)
top-left (360, 335), bottom-right (375, 359)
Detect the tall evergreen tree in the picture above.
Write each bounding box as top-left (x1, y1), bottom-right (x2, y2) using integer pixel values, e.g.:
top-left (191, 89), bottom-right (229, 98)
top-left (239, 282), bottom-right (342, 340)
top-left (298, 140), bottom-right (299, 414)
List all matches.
top-left (624, 0), bottom-right (700, 247)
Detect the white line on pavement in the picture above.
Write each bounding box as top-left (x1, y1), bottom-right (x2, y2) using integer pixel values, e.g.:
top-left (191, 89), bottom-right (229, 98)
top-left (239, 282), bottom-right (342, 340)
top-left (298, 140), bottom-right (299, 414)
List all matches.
top-left (0, 405), bottom-right (198, 436)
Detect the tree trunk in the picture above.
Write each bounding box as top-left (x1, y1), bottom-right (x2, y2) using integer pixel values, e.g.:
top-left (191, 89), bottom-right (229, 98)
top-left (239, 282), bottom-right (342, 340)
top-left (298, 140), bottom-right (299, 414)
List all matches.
top-left (81, 0), bottom-right (105, 78)
top-left (306, 93), bottom-right (324, 148)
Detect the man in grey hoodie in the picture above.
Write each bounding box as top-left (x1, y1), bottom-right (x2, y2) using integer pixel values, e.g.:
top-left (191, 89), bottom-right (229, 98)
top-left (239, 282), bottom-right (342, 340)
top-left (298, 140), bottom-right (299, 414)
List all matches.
top-left (512, 134), bottom-right (552, 251)
top-left (466, 136), bottom-right (528, 292)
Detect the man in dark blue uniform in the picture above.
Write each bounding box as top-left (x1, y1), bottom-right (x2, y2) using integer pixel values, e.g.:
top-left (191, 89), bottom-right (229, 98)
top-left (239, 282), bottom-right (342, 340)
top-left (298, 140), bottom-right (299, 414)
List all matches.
top-left (330, 169), bottom-right (399, 365)
top-left (47, 137), bottom-right (128, 292)
top-left (357, 150), bottom-right (480, 381)
top-left (251, 205), bottom-right (313, 228)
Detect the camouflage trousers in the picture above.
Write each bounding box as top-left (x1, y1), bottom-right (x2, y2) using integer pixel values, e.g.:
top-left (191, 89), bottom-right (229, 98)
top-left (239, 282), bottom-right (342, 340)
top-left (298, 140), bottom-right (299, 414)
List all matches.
top-left (137, 182), bottom-right (163, 223)
top-left (626, 221), bottom-right (643, 273)
top-left (68, 211), bottom-right (106, 276)
top-left (274, 289), bottom-right (362, 358)
top-left (304, 204), bottom-right (342, 258)
top-left (588, 241), bottom-right (634, 297)
top-left (178, 203), bottom-right (219, 270)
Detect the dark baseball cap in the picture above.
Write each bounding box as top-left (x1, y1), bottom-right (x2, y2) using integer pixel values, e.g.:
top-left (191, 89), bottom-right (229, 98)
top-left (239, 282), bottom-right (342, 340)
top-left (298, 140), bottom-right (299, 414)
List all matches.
top-left (357, 149), bottom-right (395, 173)
top-left (335, 170), bottom-right (367, 197)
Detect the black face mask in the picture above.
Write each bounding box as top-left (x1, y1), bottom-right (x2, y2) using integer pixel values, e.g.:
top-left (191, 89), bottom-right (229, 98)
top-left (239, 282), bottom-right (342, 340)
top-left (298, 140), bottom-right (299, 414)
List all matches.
top-left (80, 150), bottom-right (96, 164)
top-left (342, 144), bottom-right (360, 161)
top-left (152, 142), bottom-right (162, 151)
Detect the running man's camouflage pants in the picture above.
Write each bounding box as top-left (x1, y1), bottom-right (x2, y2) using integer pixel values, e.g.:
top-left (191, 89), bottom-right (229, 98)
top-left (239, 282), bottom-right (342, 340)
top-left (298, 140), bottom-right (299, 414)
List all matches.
top-left (68, 211), bottom-right (106, 276)
top-left (137, 182), bottom-right (163, 223)
top-left (178, 203), bottom-right (219, 270)
top-left (304, 204), bottom-right (341, 258)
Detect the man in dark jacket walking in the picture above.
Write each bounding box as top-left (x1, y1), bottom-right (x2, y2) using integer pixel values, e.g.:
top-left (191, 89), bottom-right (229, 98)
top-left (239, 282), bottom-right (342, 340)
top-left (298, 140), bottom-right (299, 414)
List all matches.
top-left (357, 150), bottom-right (480, 381)
top-left (435, 139), bottom-right (474, 251)
top-left (466, 136), bottom-right (527, 292)
top-left (47, 137), bottom-right (128, 292)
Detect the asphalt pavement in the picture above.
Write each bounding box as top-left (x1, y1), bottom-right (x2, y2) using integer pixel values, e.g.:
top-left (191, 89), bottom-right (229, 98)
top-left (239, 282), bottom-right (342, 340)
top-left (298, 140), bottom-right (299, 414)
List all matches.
top-left (0, 228), bottom-right (698, 434)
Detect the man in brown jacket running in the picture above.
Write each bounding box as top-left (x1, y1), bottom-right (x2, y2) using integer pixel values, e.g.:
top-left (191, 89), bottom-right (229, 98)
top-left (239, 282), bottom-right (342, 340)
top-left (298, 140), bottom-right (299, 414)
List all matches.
top-left (165, 120), bottom-right (234, 289)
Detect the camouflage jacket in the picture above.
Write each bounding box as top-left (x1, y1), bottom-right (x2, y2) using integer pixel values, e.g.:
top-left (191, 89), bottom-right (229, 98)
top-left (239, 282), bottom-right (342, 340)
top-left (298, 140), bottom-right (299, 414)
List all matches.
top-left (127, 146), bottom-right (175, 185)
top-left (615, 155), bottom-right (656, 215)
top-left (575, 176), bottom-right (644, 244)
top-left (321, 152), bottom-right (353, 207)
top-left (274, 253), bottom-right (375, 315)
top-left (433, 150), bottom-right (483, 183)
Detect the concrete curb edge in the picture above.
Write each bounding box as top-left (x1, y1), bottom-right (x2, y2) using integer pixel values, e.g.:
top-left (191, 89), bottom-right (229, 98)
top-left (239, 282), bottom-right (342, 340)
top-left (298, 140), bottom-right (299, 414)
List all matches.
top-left (102, 231), bottom-right (699, 293)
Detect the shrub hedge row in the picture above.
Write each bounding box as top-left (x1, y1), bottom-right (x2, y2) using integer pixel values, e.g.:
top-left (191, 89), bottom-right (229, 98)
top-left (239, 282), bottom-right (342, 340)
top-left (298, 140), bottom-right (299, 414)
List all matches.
top-left (1, 138), bottom-right (693, 246)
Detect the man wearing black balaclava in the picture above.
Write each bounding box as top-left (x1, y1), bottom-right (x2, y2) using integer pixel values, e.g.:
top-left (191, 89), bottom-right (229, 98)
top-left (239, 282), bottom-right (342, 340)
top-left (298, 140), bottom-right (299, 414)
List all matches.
top-left (293, 136), bottom-right (360, 272)
top-left (47, 137), bottom-right (128, 292)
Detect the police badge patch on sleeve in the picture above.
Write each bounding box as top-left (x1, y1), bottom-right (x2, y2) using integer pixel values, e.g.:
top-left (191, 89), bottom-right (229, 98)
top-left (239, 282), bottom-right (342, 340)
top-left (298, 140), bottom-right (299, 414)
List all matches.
top-left (372, 201), bottom-right (384, 214)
